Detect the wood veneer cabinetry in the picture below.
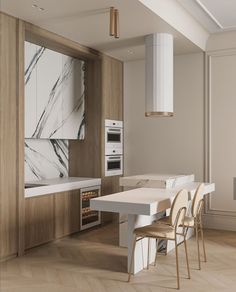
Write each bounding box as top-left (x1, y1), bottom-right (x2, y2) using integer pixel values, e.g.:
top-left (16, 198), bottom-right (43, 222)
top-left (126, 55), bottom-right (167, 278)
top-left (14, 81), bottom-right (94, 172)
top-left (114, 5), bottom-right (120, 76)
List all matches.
top-left (0, 11), bottom-right (123, 258)
top-left (25, 196), bottom-right (54, 249)
top-left (102, 55), bottom-right (123, 121)
top-left (69, 59), bottom-right (102, 178)
top-left (101, 55), bottom-right (123, 223)
top-left (54, 190), bottom-right (80, 238)
top-left (0, 12), bottom-right (22, 259)
top-left (25, 190), bottom-right (81, 249)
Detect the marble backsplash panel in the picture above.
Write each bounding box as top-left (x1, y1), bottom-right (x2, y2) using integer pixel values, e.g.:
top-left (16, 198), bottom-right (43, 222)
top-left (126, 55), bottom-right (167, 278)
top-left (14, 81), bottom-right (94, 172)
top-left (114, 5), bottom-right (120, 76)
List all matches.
top-left (25, 139), bottom-right (68, 181)
top-left (25, 41), bottom-right (85, 140)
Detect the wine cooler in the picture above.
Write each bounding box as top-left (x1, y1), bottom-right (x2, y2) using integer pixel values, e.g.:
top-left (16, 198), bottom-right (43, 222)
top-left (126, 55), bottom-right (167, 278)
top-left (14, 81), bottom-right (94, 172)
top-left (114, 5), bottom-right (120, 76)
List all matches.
top-left (80, 186), bottom-right (101, 230)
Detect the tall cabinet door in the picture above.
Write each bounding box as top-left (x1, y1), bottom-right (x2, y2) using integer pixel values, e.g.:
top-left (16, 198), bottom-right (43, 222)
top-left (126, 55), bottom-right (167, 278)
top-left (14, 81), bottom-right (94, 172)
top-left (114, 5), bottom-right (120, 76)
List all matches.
top-left (102, 55), bottom-right (123, 121)
top-left (101, 55), bottom-right (123, 223)
top-left (208, 52), bottom-right (236, 214)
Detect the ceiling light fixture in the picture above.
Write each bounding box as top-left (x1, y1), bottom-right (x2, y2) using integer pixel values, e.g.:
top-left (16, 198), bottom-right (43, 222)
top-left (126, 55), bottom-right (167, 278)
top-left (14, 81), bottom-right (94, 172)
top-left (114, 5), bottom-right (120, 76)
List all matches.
top-left (145, 33), bottom-right (174, 117)
top-left (32, 3), bottom-right (45, 12)
top-left (109, 7), bottom-right (119, 39)
top-left (114, 9), bottom-right (119, 38)
top-left (110, 7), bottom-right (115, 36)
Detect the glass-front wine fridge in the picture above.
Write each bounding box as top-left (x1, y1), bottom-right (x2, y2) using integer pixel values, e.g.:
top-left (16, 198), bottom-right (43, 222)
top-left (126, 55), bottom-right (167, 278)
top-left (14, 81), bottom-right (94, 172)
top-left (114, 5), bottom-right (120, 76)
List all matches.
top-left (80, 186), bottom-right (101, 230)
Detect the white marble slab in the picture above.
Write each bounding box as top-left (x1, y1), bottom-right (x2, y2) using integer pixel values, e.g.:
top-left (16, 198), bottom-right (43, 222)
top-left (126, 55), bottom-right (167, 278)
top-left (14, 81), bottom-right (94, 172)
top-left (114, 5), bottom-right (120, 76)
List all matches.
top-left (120, 173), bottom-right (195, 188)
top-left (91, 182), bottom-right (215, 216)
top-left (25, 177), bottom-right (101, 198)
top-left (25, 139), bottom-right (68, 181)
top-left (25, 41), bottom-right (85, 140)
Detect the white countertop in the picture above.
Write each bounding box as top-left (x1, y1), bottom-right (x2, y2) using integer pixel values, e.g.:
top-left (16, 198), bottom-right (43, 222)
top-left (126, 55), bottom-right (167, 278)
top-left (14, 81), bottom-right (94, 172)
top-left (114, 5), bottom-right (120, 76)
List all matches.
top-left (91, 182), bottom-right (215, 216)
top-left (120, 173), bottom-right (195, 188)
top-left (25, 177), bottom-right (101, 198)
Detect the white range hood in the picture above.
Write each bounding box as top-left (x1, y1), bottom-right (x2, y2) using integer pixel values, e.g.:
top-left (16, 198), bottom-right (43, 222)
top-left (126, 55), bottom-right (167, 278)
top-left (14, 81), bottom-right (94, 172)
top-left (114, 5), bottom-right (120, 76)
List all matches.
top-left (145, 33), bottom-right (173, 117)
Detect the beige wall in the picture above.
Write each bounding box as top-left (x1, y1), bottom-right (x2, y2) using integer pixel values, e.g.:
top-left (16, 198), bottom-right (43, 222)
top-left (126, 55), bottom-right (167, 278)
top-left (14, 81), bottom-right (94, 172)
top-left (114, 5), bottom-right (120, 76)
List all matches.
top-left (124, 53), bottom-right (205, 181)
top-left (202, 33), bottom-right (236, 230)
top-left (123, 36), bottom-right (236, 231)
top-left (207, 30), bottom-right (236, 52)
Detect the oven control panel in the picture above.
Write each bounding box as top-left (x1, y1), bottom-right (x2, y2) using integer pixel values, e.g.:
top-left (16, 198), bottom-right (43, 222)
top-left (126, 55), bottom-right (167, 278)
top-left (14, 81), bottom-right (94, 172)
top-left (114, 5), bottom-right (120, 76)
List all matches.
top-left (105, 119), bottom-right (123, 128)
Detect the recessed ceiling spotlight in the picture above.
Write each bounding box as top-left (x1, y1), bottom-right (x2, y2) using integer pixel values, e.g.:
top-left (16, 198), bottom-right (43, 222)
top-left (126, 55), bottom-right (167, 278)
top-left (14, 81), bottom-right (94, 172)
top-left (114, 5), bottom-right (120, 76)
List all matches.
top-left (32, 3), bottom-right (45, 11)
top-left (128, 49), bottom-right (134, 54)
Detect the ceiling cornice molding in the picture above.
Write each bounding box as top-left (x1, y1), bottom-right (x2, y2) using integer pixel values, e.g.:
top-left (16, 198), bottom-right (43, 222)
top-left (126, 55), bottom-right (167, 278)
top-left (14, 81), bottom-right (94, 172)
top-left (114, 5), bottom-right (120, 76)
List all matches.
top-left (139, 0), bottom-right (209, 51)
top-left (195, 0), bottom-right (223, 29)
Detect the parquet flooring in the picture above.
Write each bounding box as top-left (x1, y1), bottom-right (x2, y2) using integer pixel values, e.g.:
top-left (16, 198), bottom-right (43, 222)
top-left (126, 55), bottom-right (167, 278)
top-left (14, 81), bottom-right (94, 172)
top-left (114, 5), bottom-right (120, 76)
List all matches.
top-left (0, 224), bottom-right (236, 292)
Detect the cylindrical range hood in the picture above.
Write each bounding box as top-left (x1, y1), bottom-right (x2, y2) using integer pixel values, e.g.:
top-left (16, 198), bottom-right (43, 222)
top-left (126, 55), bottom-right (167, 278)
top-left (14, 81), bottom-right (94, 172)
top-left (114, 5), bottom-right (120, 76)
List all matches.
top-left (145, 33), bottom-right (173, 117)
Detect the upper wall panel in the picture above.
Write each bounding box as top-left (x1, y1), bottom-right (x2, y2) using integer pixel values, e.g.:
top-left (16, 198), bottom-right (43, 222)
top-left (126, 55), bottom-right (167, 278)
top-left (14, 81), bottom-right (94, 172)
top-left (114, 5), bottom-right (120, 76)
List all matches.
top-left (25, 41), bottom-right (85, 139)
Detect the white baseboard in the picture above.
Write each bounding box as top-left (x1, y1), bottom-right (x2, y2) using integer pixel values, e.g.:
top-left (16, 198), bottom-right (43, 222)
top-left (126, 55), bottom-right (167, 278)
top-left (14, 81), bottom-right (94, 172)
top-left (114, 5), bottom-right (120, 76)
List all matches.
top-left (203, 213), bottom-right (236, 231)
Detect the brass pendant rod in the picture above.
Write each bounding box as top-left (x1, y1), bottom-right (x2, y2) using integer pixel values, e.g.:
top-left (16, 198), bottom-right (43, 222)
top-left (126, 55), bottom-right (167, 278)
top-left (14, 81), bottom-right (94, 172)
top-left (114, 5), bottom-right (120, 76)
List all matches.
top-left (114, 9), bottom-right (120, 38)
top-left (109, 7), bottom-right (115, 36)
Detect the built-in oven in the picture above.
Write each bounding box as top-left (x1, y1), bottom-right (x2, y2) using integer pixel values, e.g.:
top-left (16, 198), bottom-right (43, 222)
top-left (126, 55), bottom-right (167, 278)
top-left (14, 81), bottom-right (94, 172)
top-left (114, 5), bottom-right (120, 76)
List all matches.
top-left (105, 119), bottom-right (123, 153)
top-left (105, 155), bottom-right (123, 176)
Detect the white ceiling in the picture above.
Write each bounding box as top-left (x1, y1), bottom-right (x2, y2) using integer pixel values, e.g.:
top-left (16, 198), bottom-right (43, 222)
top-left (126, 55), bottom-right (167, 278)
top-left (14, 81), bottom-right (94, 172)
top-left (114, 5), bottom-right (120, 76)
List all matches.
top-left (179, 0), bottom-right (236, 33)
top-left (0, 0), bottom-right (202, 61)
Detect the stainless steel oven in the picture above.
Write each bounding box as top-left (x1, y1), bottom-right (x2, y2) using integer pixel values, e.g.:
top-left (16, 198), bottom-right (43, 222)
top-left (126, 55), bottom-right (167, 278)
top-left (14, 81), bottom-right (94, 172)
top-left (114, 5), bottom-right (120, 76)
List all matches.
top-left (105, 155), bottom-right (123, 176)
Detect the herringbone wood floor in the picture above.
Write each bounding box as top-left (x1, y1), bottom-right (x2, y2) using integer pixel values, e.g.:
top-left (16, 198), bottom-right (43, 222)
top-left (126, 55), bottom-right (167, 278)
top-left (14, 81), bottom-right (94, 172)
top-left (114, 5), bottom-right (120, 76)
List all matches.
top-left (0, 224), bottom-right (236, 292)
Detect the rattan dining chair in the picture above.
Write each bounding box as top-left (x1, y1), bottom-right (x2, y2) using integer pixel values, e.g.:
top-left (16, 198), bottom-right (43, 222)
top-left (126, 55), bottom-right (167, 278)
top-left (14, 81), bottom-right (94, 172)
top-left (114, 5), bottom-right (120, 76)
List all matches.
top-left (128, 189), bottom-right (190, 290)
top-left (157, 183), bottom-right (206, 270)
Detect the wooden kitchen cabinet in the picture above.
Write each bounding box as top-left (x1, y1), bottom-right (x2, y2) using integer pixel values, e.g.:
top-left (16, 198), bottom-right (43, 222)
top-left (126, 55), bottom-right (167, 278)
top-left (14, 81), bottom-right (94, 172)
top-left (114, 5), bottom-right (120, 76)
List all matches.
top-left (25, 190), bottom-right (81, 249)
top-left (102, 55), bottom-right (123, 120)
top-left (54, 190), bottom-right (80, 238)
top-left (101, 55), bottom-right (123, 223)
top-left (25, 195), bottom-right (54, 249)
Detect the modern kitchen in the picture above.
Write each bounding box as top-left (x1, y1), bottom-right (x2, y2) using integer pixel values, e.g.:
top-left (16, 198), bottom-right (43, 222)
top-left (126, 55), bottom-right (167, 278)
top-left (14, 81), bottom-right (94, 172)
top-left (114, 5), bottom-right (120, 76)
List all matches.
top-left (0, 1), bottom-right (236, 291)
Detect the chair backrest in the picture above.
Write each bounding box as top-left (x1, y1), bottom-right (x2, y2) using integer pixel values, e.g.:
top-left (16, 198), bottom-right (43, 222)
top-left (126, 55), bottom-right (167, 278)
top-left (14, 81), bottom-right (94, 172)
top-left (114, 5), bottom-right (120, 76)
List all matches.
top-left (191, 183), bottom-right (205, 217)
top-left (170, 189), bottom-right (189, 226)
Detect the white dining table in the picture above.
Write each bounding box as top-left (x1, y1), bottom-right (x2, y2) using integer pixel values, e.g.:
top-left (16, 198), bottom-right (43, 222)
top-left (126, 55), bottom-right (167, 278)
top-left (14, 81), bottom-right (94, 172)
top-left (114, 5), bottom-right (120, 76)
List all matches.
top-left (90, 182), bottom-right (215, 274)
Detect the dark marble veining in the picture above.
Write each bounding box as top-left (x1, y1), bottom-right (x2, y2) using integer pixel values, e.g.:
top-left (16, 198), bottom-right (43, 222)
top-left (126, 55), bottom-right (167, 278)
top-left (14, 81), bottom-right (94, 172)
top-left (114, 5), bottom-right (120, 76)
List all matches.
top-left (25, 139), bottom-right (68, 181)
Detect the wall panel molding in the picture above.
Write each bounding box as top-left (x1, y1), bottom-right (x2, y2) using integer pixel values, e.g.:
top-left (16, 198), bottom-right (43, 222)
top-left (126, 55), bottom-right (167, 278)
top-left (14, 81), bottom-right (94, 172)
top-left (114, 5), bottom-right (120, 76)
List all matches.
top-left (203, 213), bottom-right (236, 231)
top-left (204, 49), bottom-right (236, 224)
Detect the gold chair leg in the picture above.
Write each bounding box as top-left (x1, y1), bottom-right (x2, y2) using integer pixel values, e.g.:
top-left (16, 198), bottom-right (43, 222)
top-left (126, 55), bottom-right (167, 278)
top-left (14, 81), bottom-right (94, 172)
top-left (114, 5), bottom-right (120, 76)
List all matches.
top-left (128, 236), bottom-right (137, 282)
top-left (140, 239), bottom-right (145, 269)
top-left (164, 240), bottom-right (167, 255)
top-left (196, 224), bottom-right (201, 270)
top-left (154, 239), bottom-right (159, 266)
top-left (147, 238), bottom-right (150, 270)
top-left (184, 236), bottom-right (191, 279)
top-left (200, 222), bottom-right (207, 262)
top-left (175, 239), bottom-right (180, 290)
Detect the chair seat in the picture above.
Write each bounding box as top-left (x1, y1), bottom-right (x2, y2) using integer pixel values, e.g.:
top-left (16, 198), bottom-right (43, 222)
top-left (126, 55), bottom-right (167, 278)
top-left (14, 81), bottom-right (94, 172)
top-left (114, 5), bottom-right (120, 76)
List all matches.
top-left (156, 216), bottom-right (171, 224)
top-left (156, 215), bottom-right (195, 227)
top-left (134, 223), bottom-right (175, 239)
top-left (183, 216), bottom-right (195, 227)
